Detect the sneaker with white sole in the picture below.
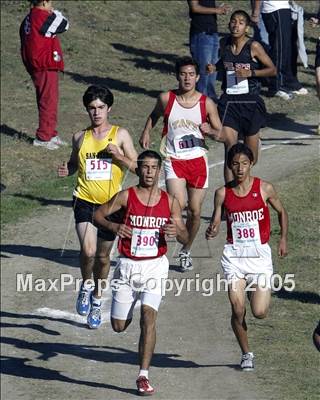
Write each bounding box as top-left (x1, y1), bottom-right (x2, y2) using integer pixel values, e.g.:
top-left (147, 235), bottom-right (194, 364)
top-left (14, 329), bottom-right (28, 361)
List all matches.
top-left (87, 301), bottom-right (102, 329)
top-left (76, 285), bottom-right (92, 316)
top-left (136, 376), bottom-right (155, 396)
top-left (33, 138), bottom-right (59, 150)
top-left (51, 136), bottom-right (68, 146)
top-left (178, 250), bottom-right (193, 272)
top-left (274, 90), bottom-right (293, 100)
top-left (292, 87), bottom-right (308, 95)
top-left (240, 352), bottom-right (254, 371)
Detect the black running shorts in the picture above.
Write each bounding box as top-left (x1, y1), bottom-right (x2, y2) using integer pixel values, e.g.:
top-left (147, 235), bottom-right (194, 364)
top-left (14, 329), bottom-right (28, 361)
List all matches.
top-left (218, 93), bottom-right (266, 137)
top-left (72, 196), bottom-right (122, 241)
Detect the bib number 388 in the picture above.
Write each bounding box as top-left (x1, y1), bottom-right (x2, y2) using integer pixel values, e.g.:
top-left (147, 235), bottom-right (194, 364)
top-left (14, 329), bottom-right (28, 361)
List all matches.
top-left (231, 220), bottom-right (261, 246)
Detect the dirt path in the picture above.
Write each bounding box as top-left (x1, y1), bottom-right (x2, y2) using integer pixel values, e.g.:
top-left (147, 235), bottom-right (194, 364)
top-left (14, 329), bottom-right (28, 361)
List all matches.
top-left (1, 115), bottom-right (319, 400)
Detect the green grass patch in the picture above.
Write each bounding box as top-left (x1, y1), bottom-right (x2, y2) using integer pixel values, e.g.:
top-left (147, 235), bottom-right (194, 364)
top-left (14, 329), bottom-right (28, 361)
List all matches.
top-left (247, 163), bottom-right (320, 400)
top-left (1, 174), bottom-right (76, 226)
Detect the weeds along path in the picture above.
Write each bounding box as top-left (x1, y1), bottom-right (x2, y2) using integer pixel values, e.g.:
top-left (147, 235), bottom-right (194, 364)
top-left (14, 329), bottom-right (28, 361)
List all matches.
top-left (1, 116), bottom-right (319, 400)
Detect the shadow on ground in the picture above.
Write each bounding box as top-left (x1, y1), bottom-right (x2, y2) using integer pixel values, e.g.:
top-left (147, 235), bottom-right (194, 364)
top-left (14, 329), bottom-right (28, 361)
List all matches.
top-left (1, 244), bottom-right (79, 268)
top-left (1, 355), bottom-right (137, 395)
top-left (265, 113), bottom-right (318, 135)
top-left (1, 311), bottom-right (85, 329)
top-left (1, 124), bottom-right (34, 143)
top-left (11, 194), bottom-right (72, 207)
top-left (111, 43), bottom-right (176, 74)
top-left (273, 289), bottom-right (320, 304)
top-left (65, 71), bottom-right (160, 99)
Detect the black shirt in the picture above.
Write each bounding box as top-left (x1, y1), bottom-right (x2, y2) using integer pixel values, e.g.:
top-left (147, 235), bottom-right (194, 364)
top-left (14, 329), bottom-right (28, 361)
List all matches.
top-left (220, 38), bottom-right (262, 95)
top-left (189, 0), bottom-right (217, 34)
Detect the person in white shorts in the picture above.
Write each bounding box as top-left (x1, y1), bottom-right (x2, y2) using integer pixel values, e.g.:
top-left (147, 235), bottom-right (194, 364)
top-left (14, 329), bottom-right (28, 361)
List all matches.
top-left (94, 150), bottom-right (188, 396)
top-left (206, 143), bottom-right (288, 371)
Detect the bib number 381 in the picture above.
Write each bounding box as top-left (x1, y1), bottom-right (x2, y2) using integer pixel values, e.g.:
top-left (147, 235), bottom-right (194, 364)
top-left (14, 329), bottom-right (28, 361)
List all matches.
top-left (131, 228), bottom-right (160, 257)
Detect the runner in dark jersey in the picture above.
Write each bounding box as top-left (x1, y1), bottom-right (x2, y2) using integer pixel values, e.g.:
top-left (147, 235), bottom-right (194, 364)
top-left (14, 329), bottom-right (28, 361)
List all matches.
top-left (207, 10), bottom-right (276, 182)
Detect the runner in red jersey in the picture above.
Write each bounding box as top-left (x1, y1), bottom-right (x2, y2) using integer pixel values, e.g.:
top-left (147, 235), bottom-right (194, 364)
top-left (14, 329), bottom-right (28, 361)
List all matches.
top-left (94, 150), bottom-right (188, 396)
top-left (118, 187), bottom-right (171, 260)
top-left (225, 176), bottom-right (271, 246)
top-left (206, 143), bottom-right (288, 371)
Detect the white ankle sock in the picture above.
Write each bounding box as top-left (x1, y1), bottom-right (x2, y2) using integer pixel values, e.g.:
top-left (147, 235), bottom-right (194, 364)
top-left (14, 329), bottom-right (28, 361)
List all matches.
top-left (138, 369), bottom-right (149, 379)
top-left (91, 296), bottom-right (101, 307)
top-left (83, 281), bottom-right (94, 291)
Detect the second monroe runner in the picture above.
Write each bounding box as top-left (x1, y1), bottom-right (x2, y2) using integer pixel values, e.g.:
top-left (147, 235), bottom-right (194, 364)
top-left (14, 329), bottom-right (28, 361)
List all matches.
top-left (206, 143), bottom-right (288, 371)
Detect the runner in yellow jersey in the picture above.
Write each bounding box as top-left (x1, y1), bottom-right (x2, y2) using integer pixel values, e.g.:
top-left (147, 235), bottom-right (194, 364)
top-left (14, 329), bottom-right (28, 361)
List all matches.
top-left (58, 85), bottom-right (137, 328)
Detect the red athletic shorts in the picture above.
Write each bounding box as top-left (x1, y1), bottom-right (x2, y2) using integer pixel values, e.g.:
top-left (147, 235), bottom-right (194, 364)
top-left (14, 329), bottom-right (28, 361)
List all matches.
top-left (163, 155), bottom-right (208, 188)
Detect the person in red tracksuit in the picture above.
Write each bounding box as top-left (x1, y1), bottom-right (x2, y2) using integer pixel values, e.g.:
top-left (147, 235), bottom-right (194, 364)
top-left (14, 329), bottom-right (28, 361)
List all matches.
top-left (20, 0), bottom-right (69, 150)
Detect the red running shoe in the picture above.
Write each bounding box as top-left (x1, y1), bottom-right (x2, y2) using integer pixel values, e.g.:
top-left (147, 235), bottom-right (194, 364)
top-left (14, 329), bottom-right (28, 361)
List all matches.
top-left (136, 376), bottom-right (155, 396)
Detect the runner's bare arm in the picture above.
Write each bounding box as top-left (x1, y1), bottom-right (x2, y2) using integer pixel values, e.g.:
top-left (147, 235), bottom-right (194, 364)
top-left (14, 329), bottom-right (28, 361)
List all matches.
top-left (206, 186), bottom-right (225, 239)
top-left (250, 41), bottom-right (276, 77)
top-left (93, 190), bottom-right (132, 238)
top-left (164, 195), bottom-right (189, 245)
top-left (109, 127), bottom-right (138, 172)
top-left (139, 92), bottom-right (169, 149)
top-left (262, 181), bottom-right (288, 257)
top-left (236, 41), bottom-right (276, 78)
top-left (251, 42), bottom-right (277, 77)
top-left (57, 130), bottom-right (84, 177)
top-left (199, 97), bottom-right (224, 142)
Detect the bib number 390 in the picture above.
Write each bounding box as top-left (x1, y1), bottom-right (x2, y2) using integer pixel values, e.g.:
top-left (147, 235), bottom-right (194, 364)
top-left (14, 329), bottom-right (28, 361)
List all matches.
top-left (131, 228), bottom-right (159, 257)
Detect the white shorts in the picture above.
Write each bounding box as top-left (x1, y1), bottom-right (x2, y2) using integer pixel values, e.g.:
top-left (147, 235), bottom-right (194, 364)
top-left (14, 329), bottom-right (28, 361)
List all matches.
top-left (221, 243), bottom-right (273, 288)
top-left (111, 255), bottom-right (169, 320)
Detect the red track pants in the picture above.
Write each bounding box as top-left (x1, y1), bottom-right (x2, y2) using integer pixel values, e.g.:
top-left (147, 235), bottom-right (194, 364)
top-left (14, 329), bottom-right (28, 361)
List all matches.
top-left (31, 70), bottom-right (59, 141)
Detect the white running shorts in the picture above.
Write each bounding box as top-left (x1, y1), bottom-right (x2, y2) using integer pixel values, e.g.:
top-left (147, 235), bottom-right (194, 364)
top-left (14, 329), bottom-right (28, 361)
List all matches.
top-left (111, 255), bottom-right (169, 320)
top-left (221, 243), bottom-right (273, 288)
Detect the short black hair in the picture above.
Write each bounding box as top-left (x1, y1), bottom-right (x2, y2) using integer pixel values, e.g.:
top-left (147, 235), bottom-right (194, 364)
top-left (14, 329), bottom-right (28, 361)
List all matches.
top-left (227, 143), bottom-right (254, 169)
top-left (229, 10), bottom-right (252, 26)
top-left (29, 0), bottom-right (43, 5)
top-left (137, 150), bottom-right (162, 169)
top-left (175, 56), bottom-right (199, 77)
top-left (82, 85), bottom-right (114, 109)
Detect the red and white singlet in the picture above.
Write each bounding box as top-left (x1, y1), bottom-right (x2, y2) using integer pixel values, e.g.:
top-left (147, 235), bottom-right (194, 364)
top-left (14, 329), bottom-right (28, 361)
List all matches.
top-left (225, 177), bottom-right (270, 246)
top-left (118, 187), bottom-right (171, 260)
top-left (161, 91), bottom-right (208, 159)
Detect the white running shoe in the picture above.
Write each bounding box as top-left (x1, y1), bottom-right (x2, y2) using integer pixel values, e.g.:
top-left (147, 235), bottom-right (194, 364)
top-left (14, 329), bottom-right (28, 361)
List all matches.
top-left (240, 352), bottom-right (254, 371)
top-left (33, 138), bottom-right (59, 150)
top-left (87, 302), bottom-right (102, 329)
top-left (51, 136), bottom-right (68, 146)
top-left (292, 88), bottom-right (308, 95)
top-left (274, 90), bottom-right (293, 100)
top-left (178, 250), bottom-right (193, 272)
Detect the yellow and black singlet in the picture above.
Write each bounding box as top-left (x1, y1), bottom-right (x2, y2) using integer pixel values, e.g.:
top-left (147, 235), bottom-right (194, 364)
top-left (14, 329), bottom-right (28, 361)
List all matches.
top-left (73, 126), bottom-right (124, 204)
